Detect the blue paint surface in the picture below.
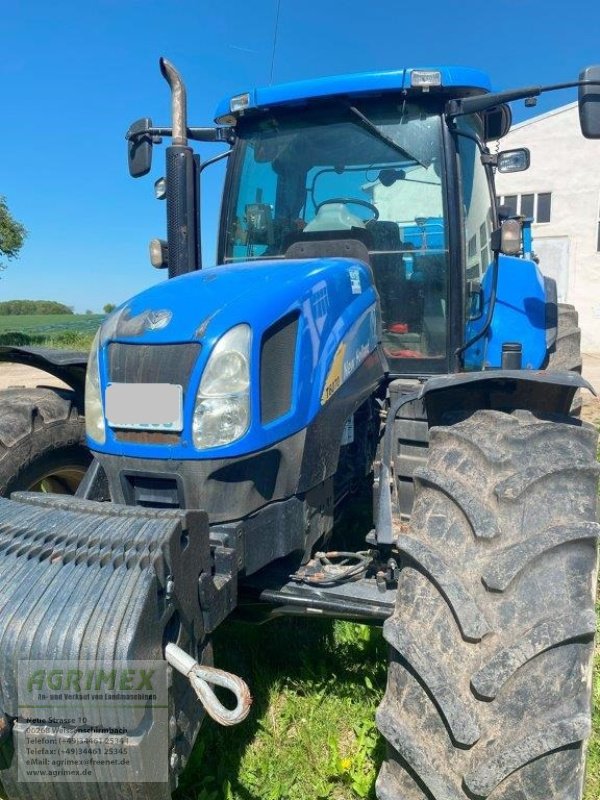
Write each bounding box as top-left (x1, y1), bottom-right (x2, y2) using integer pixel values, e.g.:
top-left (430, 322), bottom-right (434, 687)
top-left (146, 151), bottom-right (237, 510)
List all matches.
top-left (91, 258), bottom-right (380, 460)
top-left (215, 67), bottom-right (492, 119)
top-left (464, 254), bottom-right (548, 370)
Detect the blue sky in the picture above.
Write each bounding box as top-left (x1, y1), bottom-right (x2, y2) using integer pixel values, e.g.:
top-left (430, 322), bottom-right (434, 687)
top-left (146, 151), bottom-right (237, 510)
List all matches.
top-left (1, 0), bottom-right (599, 311)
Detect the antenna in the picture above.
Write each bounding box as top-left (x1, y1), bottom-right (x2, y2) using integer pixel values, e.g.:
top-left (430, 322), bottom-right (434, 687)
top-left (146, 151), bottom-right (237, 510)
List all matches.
top-left (269, 0), bottom-right (281, 85)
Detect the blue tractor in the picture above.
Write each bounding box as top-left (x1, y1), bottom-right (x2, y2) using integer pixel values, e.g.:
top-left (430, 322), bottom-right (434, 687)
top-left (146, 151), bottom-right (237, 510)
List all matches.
top-left (1, 61), bottom-right (600, 800)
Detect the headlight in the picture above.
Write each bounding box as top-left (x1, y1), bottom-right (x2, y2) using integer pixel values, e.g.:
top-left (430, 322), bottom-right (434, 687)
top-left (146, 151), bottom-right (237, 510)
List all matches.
top-left (193, 324), bottom-right (250, 449)
top-left (85, 328), bottom-right (106, 444)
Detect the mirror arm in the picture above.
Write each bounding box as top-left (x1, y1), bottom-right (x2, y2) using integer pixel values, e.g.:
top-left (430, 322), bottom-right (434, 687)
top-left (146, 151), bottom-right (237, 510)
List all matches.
top-left (480, 152), bottom-right (498, 167)
top-left (126, 124), bottom-right (235, 145)
top-left (198, 150), bottom-right (232, 174)
top-left (446, 78), bottom-right (600, 119)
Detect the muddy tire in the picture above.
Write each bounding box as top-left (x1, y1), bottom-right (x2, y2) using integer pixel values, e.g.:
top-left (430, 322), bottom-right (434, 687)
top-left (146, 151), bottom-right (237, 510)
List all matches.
top-left (0, 387), bottom-right (90, 495)
top-left (376, 410), bottom-right (599, 800)
top-left (548, 302), bottom-right (583, 415)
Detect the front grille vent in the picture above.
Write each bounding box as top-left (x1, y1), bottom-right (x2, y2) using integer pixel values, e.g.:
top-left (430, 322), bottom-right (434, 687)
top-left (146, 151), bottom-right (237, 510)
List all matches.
top-left (260, 312), bottom-right (299, 424)
top-left (107, 343), bottom-right (201, 394)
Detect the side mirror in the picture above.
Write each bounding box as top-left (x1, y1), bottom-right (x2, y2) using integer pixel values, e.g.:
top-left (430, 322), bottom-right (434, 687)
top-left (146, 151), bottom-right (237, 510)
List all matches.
top-left (579, 66), bottom-right (600, 139)
top-left (482, 103), bottom-right (512, 141)
top-left (127, 118), bottom-right (154, 178)
top-left (497, 148), bottom-right (530, 173)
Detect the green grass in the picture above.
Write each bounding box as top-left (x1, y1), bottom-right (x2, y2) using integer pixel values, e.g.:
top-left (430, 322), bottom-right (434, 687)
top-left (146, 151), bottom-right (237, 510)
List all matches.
top-left (0, 313), bottom-right (102, 350)
top-left (0, 614), bottom-right (597, 799)
top-left (0, 313), bottom-right (103, 335)
top-left (175, 619), bottom-right (387, 800)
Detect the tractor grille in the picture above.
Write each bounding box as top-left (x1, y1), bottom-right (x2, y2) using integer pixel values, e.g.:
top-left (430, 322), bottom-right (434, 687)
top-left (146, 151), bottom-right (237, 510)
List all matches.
top-left (107, 343), bottom-right (201, 394)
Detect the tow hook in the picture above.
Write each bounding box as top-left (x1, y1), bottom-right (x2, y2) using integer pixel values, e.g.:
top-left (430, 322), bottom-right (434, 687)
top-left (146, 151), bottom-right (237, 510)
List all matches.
top-left (165, 643), bottom-right (252, 726)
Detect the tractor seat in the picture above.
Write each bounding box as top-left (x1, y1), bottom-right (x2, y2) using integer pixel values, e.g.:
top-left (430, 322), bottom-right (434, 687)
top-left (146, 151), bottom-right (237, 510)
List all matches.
top-left (283, 227), bottom-right (374, 256)
top-left (285, 237), bottom-right (371, 266)
top-left (410, 253), bottom-right (447, 354)
top-left (366, 220), bottom-right (407, 327)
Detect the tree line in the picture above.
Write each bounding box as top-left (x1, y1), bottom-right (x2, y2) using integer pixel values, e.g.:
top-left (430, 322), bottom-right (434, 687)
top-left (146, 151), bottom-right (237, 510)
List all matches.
top-left (0, 300), bottom-right (73, 315)
top-left (0, 195), bottom-right (26, 271)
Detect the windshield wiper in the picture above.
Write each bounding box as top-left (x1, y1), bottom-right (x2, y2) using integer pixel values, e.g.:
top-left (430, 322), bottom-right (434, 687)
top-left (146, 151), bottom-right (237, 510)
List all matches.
top-left (347, 105), bottom-right (426, 167)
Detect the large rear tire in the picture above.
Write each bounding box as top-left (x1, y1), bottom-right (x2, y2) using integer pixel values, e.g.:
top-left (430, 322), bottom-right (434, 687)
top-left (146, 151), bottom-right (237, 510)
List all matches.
top-left (548, 302), bottom-right (583, 415)
top-left (376, 409), bottom-right (599, 800)
top-left (0, 387), bottom-right (89, 495)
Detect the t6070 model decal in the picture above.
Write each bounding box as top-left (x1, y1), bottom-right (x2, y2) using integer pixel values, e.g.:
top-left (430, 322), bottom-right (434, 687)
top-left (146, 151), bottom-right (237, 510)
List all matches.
top-left (321, 304), bottom-right (378, 405)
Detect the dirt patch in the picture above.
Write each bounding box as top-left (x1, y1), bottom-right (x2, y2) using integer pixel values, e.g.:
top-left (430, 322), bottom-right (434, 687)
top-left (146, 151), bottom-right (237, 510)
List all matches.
top-left (582, 396), bottom-right (600, 427)
top-left (0, 364), bottom-right (67, 390)
top-left (582, 353), bottom-right (600, 427)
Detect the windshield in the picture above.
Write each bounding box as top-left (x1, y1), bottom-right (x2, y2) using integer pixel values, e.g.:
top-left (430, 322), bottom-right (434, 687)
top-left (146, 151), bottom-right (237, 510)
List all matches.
top-left (222, 99), bottom-right (449, 373)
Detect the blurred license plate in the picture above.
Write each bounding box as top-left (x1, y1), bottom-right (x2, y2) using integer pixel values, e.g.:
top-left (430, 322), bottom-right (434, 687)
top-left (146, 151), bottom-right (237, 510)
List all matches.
top-left (106, 383), bottom-right (183, 431)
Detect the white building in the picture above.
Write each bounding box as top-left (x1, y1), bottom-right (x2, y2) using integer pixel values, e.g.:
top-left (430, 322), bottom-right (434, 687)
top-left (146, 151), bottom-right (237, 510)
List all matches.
top-left (494, 102), bottom-right (600, 353)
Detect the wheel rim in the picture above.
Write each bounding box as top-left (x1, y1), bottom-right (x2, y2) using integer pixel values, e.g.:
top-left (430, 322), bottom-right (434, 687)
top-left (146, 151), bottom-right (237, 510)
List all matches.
top-left (27, 465), bottom-right (88, 494)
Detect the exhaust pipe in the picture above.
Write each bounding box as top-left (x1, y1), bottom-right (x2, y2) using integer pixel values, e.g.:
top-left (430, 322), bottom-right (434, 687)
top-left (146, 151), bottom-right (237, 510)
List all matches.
top-left (159, 57), bottom-right (200, 277)
top-left (160, 57), bottom-right (188, 147)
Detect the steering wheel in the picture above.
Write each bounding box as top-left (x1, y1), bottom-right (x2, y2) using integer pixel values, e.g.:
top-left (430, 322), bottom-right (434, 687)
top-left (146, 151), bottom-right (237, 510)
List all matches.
top-left (314, 197), bottom-right (379, 220)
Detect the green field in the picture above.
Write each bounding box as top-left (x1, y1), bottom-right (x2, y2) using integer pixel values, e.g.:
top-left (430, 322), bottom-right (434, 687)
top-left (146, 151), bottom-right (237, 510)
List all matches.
top-left (0, 314), bottom-right (102, 349)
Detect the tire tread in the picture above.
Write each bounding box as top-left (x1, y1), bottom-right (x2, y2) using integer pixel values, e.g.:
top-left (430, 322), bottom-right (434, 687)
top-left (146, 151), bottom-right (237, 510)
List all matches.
top-left (376, 409), bottom-right (599, 800)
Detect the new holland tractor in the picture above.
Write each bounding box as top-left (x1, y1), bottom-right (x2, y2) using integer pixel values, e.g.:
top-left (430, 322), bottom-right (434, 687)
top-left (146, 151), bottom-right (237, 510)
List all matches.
top-left (0, 60), bottom-right (599, 800)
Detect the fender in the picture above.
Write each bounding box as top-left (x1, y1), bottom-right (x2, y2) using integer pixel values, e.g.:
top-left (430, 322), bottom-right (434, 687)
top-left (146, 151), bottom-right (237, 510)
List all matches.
top-left (375, 368), bottom-right (595, 543)
top-left (420, 369), bottom-right (595, 427)
top-left (0, 346), bottom-right (87, 406)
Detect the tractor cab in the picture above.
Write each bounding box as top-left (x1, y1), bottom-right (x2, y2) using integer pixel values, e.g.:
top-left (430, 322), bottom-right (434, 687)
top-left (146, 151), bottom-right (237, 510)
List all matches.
top-left (215, 68), bottom-right (503, 375)
top-left (219, 96), bottom-right (449, 372)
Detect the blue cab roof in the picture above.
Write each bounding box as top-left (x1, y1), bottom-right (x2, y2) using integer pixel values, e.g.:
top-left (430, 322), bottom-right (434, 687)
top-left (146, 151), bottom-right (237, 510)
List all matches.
top-left (215, 66), bottom-right (492, 121)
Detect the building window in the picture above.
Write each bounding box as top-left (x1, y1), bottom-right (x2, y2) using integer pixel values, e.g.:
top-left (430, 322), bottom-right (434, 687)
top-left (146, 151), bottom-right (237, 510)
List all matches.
top-left (479, 219), bottom-right (489, 273)
top-left (503, 195), bottom-right (518, 216)
top-left (468, 234), bottom-right (477, 258)
top-left (537, 193), bottom-right (552, 223)
top-left (499, 192), bottom-right (552, 223)
top-left (521, 193), bottom-right (535, 219)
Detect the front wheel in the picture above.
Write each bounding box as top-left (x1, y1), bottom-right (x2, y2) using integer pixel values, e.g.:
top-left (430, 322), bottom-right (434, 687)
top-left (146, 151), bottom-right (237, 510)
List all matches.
top-left (0, 387), bottom-right (90, 495)
top-left (376, 409), bottom-right (599, 799)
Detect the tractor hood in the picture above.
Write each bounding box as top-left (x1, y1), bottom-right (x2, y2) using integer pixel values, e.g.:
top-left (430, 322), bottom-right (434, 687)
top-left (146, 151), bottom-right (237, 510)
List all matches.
top-left (102, 258), bottom-right (366, 348)
top-left (90, 257), bottom-right (384, 461)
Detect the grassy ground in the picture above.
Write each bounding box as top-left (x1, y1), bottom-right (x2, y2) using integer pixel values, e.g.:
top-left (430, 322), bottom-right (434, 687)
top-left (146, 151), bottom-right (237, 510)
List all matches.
top-left (0, 615), bottom-right (596, 800)
top-left (0, 313), bottom-right (101, 349)
top-left (175, 619), bottom-right (387, 800)
top-left (175, 611), bottom-right (600, 800)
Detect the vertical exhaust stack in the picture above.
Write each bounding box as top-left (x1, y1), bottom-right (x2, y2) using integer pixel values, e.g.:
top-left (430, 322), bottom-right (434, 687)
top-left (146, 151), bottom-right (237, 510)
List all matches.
top-left (160, 57), bottom-right (201, 277)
